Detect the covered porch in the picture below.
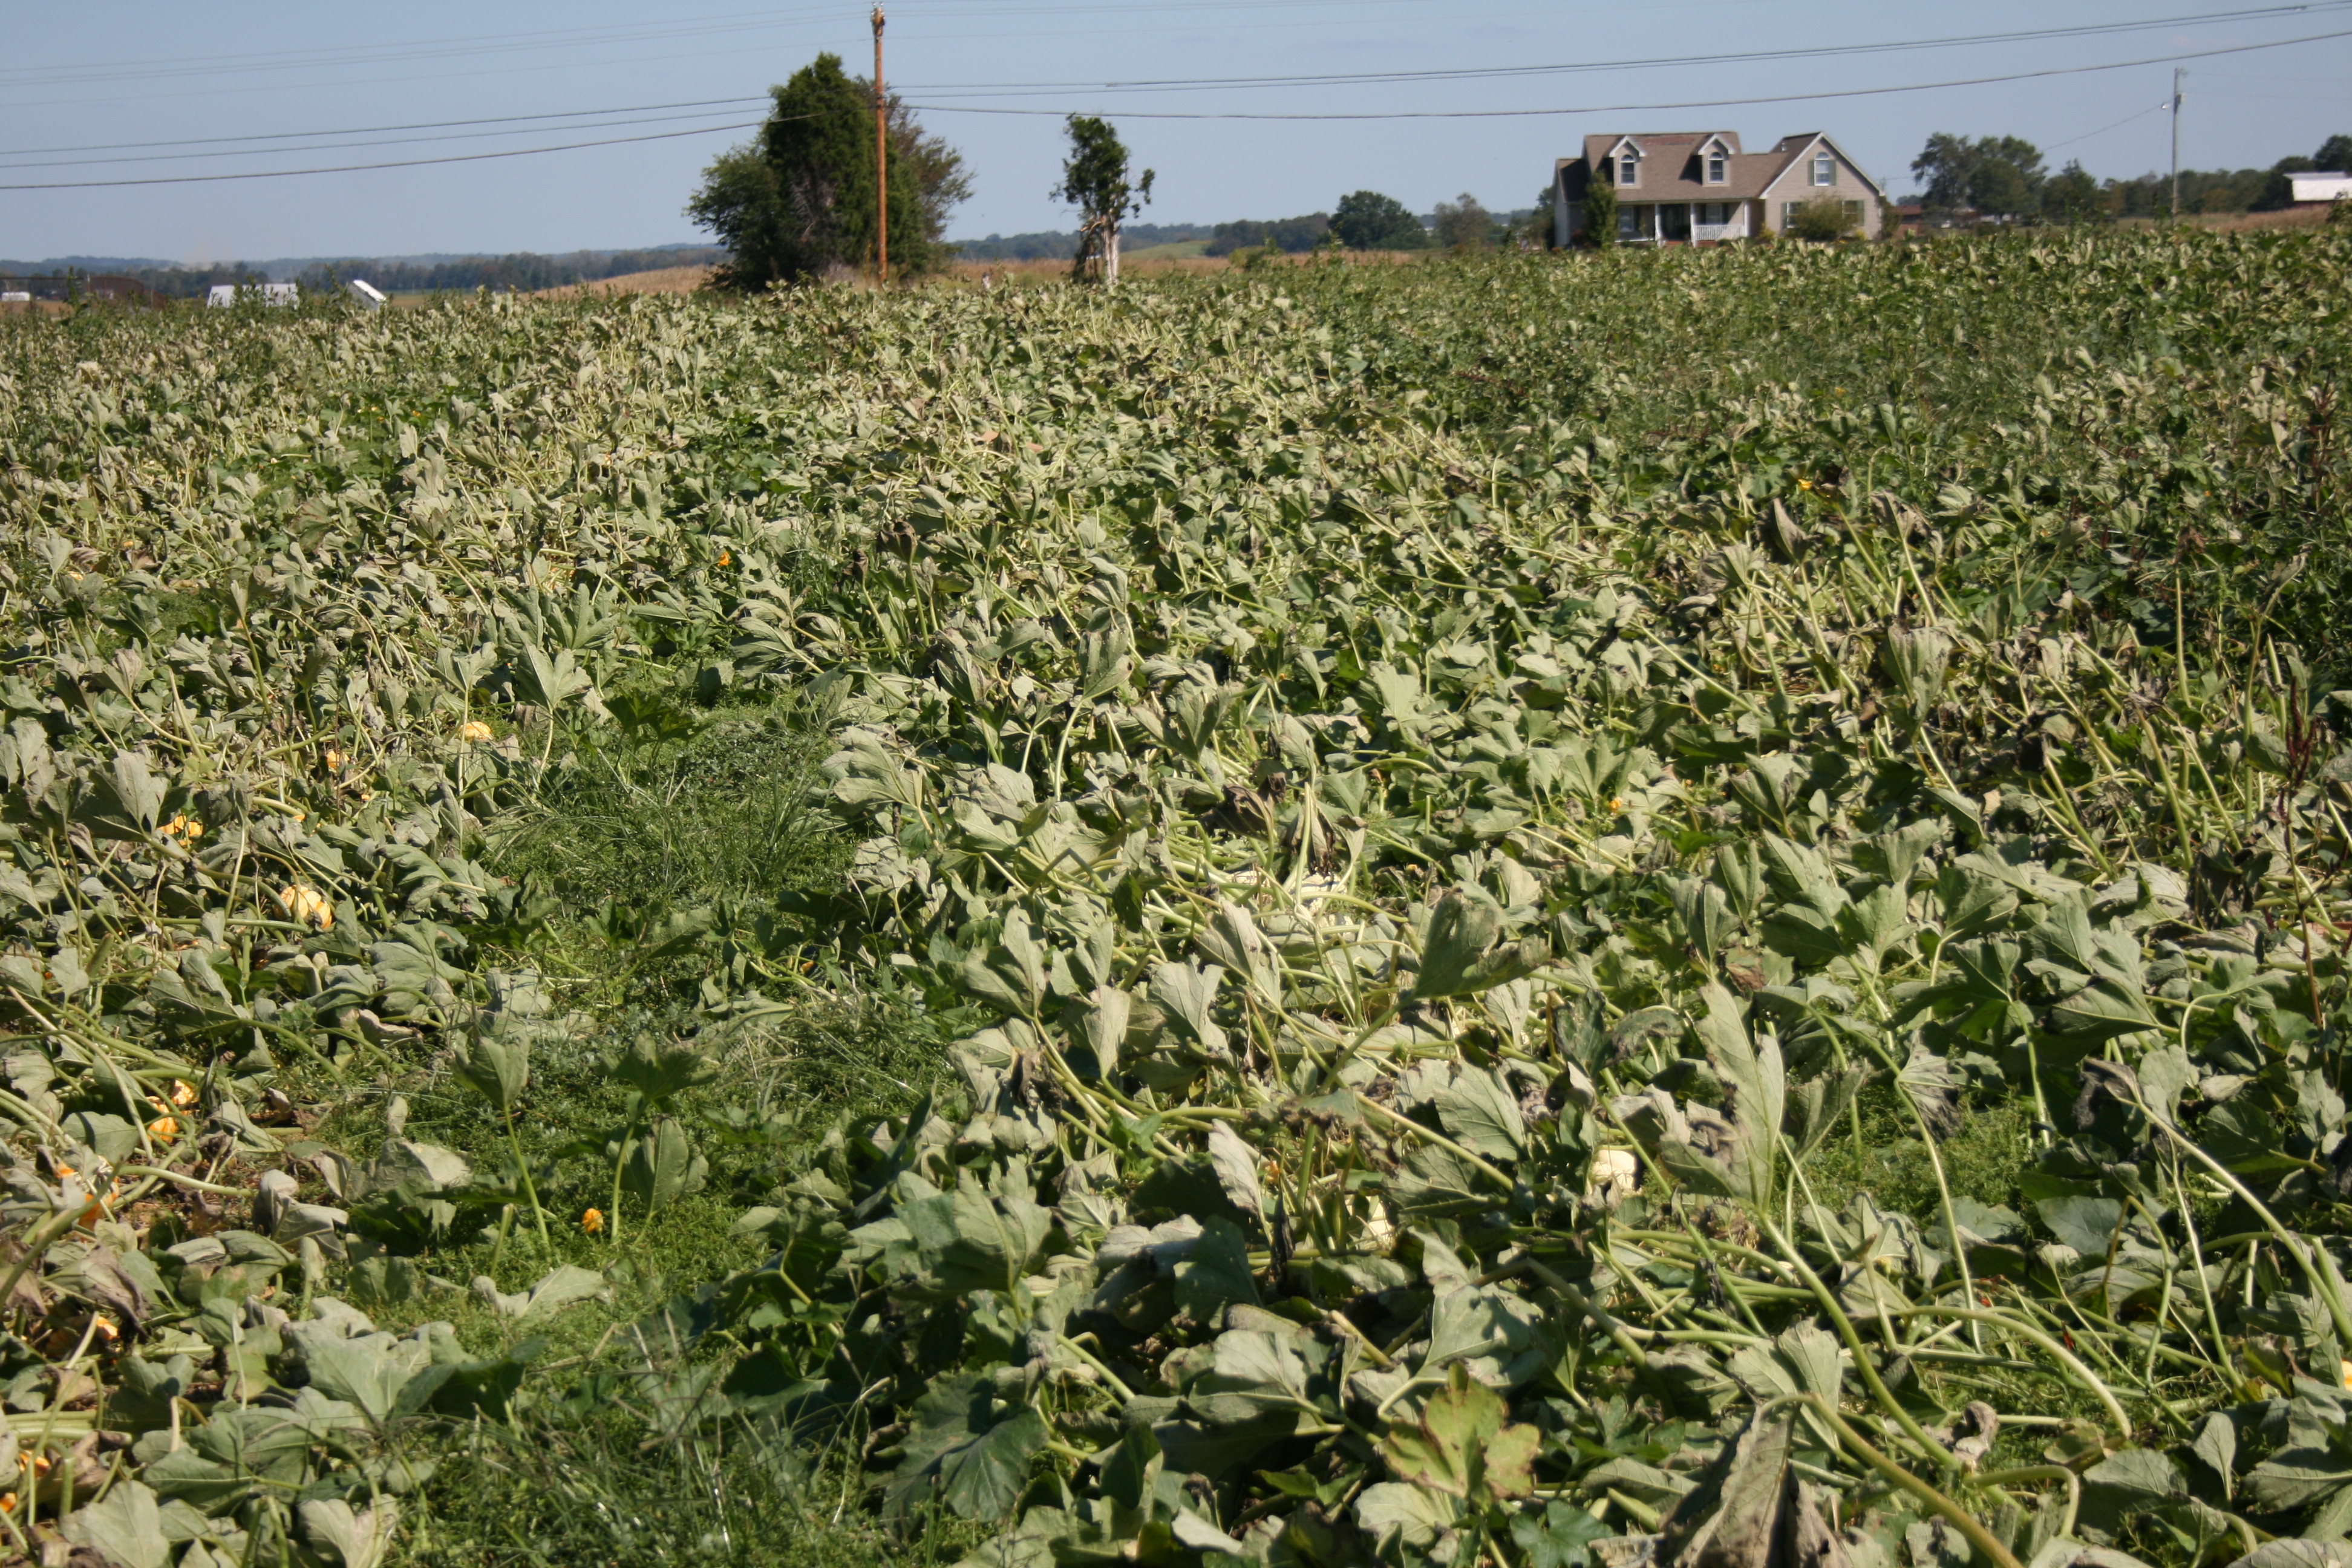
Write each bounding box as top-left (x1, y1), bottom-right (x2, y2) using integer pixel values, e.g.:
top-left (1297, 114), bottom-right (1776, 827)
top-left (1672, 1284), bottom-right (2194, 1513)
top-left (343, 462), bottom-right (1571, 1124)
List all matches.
top-left (1618, 201), bottom-right (1751, 244)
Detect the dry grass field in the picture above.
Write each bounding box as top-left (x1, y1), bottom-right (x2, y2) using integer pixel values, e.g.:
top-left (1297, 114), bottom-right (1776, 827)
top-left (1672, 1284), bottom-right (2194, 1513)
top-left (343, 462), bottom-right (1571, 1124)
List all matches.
top-left (534, 264), bottom-right (714, 298)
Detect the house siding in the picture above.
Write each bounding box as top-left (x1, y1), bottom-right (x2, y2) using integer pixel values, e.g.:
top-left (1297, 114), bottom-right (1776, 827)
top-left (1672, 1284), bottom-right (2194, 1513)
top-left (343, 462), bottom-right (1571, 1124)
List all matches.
top-left (1555, 132), bottom-right (1886, 246)
top-left (1760, 139), bottom-right (1884, 238)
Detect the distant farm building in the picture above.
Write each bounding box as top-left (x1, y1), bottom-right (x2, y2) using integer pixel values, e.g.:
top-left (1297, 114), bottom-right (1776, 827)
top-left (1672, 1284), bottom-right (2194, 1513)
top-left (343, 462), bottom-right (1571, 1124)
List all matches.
top-left (207, 283), bottom-right (298, 307)
top-left (2290, 173), bottom-right (2352, 206)
top-left (348, 279), bottom-right (388, 310)
top-left (0, 275), bottom-right (163, 305)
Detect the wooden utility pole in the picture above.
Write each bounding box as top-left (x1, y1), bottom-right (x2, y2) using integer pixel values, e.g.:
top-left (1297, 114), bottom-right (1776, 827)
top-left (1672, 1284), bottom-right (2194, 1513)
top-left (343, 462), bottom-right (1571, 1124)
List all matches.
top-left (2169, 67), bottom-right (2184, 221)
top-left (873, 5), bottom-right (888, 284)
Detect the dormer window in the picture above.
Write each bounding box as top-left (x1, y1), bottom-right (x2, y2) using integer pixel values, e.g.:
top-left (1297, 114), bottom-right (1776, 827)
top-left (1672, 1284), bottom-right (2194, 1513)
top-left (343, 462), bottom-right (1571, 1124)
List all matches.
top-left (1707, 149), bottom-right (1726, 183)
top-left (1616, 150), bottom-right (1639, 187)
top-left (1812, 152), bottom-right (1835, 186)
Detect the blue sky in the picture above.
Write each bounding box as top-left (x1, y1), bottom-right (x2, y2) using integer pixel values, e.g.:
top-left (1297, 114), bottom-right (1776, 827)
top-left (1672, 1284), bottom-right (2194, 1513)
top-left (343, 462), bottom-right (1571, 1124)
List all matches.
top-left (2, 0), bottom-right (2347, 261)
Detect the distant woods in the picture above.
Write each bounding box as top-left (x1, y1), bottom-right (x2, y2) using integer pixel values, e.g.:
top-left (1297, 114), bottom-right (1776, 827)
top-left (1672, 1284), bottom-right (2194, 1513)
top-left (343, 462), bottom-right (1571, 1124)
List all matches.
top-left (688, 53), bottom-right (971, 289)
top-left (0, 250), bottom-right (727, 300)
top-left (1911, 129), bottom-right (2352, 221)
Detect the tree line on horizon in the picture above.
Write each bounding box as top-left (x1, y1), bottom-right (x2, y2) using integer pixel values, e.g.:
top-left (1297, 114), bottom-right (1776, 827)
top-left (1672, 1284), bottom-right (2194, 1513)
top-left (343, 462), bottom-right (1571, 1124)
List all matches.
top-left (0, 249), bottom-right (728, 300)
top-left (685, 52), bottom-right (1559, 289)
top-left (1909, 131), bottom-right (2352, 222)
top-left (683, 54), bottom-right (2352, 286)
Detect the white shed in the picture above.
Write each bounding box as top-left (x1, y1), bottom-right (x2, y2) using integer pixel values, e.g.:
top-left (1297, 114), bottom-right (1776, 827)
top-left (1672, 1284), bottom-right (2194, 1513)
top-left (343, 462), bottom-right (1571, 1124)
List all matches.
top-left (348, 279), bottom-right (388, 310)
top-left (206, 283), bottom-right (298, 307)
top-left (2290, 174), bottom-right (2352, 204)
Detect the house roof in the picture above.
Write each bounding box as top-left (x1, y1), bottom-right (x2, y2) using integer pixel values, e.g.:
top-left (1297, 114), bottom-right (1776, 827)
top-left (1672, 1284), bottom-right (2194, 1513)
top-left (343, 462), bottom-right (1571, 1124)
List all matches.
top-left (1557, 130), bottom-right (1889, 204)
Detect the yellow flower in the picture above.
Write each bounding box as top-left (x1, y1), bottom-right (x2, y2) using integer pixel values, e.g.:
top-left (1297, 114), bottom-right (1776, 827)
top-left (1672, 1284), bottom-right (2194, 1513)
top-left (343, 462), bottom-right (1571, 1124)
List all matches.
top-left (91, 1315), bottom-right (118, 1343)
top-left (324, 749), bottom-right (346, 770)
top-left (276, 885), bottom-right (333, 928)
top-left (146, 1115), bottom-right (179, 1145)
top-left (160, 814), bottom-right (204, 843)
top-left (170, 1079), bottom-right (198, 1108)
top-left (1797, 478), bottom-right (1814, 491)
top-left (581, 1208), bottom-right (605, 1235)
top-left (1609, 797), bottom-right (1627, 812)
top-left (459, 720), bottom-right (494, 743)
top-left (716, 550), bottom-right (733, 567)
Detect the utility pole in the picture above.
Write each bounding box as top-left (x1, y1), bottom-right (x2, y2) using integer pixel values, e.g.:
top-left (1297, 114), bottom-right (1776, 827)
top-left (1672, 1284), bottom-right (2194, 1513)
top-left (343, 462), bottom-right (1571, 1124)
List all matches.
top-left (873, 5), bottom-right (888, 284)
top-left (2169, 67), bottom-right (2184, 221)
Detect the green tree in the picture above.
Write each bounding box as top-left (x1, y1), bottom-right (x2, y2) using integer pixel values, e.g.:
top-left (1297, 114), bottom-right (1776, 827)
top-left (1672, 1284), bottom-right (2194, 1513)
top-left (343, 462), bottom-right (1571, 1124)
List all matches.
top-left (1055, 116), bottom-right (1153, 286)
top-left (1968, 157), bottom-right (2037, 220)
top-left (2256, 157), bottom-right (2319, 212)
top-left (1911, 133), bottom-right (2043, 216)
top-left (1581, 175), bottom-right (1617, 249)
top-left (1432, 192), bottom-right (1495, 252)
top-left (1330, 191), bottom-right (1425, 250)
top-left (2042, 160), bottom-right (2106, 225)
top-left (687, 53), bottom-right (967, 290)
top-left (2315, 134), bottom-right (2352, 172)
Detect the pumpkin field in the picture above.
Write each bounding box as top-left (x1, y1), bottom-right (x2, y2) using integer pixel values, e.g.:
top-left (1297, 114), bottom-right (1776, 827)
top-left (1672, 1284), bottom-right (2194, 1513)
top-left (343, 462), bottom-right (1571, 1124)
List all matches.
top-left (1, 230), bottom-right (2350, 1568)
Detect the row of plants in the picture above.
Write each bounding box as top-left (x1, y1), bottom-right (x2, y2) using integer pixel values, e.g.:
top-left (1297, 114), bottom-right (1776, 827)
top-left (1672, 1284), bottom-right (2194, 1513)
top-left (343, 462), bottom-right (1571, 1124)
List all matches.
top-left (0, 230), bottom-right (2345, 1567)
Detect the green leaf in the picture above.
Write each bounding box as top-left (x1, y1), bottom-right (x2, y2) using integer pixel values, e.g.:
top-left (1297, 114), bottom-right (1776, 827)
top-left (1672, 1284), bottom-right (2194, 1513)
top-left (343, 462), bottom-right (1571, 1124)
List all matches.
top-left (1189, 1327), bottom-right (1318, 1425)
top-left (1204, 1119), bottom-right (1264, 1220)
top-left (1381, 1363), bottom-right (1541, 1503)
top-left (1064, 985), bottom-right (1131, 1079)
top-left (2037, 1197), bottom-right (2124, 1256)
top-left (1659, 1411), bottom-right (1795, 1568)
top-left (606, 1034), bottom-right (717, 1103)
top-left (66, 1480), bottom-right (169, 1568)
top-left (890, 1373), bottom-right (1048, 1521)
top-left (621, 1117), bottom-right (706, 1211)
top-left (1411, 889), bottom-right (1503, 999)
top-left (898, 1183), bottom-right (1054, 1297)
top-left (1434, 1066), bottom-right (1527, 1161)
top-left (1514, 1501), bottom-right (1616, 1568)
top-left (1695, 982), bottom-right (1782, 1140)
top-left (962, 912), bottom-right (1050, 1018)
top-left (1174, 1216), bottom-right (1261, 1319)
top-left (1412, 889), bottom-right (1547, 999)
top-left (1668, 875), bottom-right (1734, 969)
top-left (1355, 1482), bottom-right (1461, 1553)
top-left (108, 750), bottom-right (167, 832)
top-left (1149, 958), bottom-right (1227, 1053)
top-left (2244, 1449), bottom-right (2352, 1512)
top-left (298, 1498), bottom-right (400, 1568)
top-left (2190, 1411), bottom-right (2236, 1501)
top-left (1099, 1422), bottom-right (1163, 1512)
top-left (516, 645), bottom-right (590, 709)
top-left (1195, 901), bottom-right (1283, 1008)
top-left (451, 1030), bottom-right (529, 1114)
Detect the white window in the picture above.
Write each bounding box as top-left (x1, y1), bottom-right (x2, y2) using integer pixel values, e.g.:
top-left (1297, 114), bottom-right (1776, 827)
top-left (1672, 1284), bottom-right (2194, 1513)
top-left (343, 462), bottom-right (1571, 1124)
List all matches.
top-left (1707, 150), bottom-right (1726, 183)
top-left (1618, 151), bottom-right (1638, 187)
top-left (1783, 201), bottom-right (1802, 228)
top-left (1812, 152), bottom-right (1835, 186)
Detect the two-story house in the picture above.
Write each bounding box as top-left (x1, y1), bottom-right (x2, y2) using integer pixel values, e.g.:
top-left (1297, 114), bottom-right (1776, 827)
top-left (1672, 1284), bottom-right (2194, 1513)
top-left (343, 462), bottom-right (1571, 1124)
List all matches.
top-left (1553, 131), bottom-right (1888, 246)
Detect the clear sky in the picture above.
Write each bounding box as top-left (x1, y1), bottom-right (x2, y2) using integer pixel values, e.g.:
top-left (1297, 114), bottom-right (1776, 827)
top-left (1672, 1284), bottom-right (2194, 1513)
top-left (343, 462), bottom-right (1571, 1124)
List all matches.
top-left (2, 1), bottom-right (2347, 262)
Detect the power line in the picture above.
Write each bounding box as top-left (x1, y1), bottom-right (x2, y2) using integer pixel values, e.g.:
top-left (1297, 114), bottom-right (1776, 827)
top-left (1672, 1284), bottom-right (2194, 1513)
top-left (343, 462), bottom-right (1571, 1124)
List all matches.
top-left (0, 96), bottom-right (771, 160)
top-left (0, 6), bottom-right (850, 88)
top-left (6, 1), bottom-right (2335, 168)
top-left (898, 25), bottom-right (2352, 119)
top-left (0, 108), bottom-right (771, 173)
top-left (5, 9), bottom-right (2344, 191)
top-left (0, 120), bottom-right (763, 194)
top-left (892, 1), bottom-right (2352, 95)
top-left (0, 0), bottom-right (1481, 96)
top-left (2045, 102), bottom-right (2174, 154)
